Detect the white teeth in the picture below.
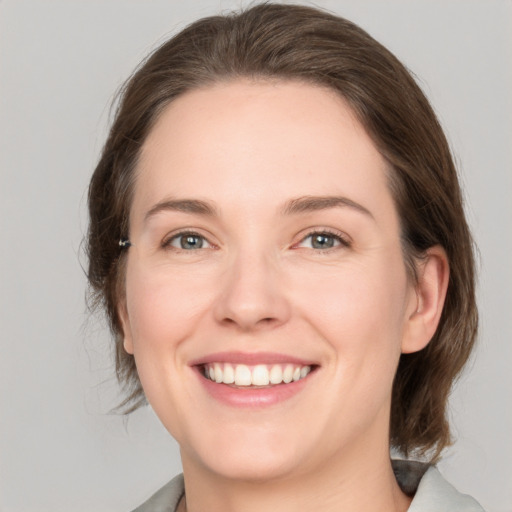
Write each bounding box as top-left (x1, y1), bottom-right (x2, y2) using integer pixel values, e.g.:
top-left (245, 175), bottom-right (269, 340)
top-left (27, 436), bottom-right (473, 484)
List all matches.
top-left (234, 364), bottom-right (252, 386)
top-left (214, 363), bottom-right (223, 383)
top-left (204, 363), bottom-right (312, 387)
top-left (269, 365), bottom-right (283, 384)
top-left (283, 364), bottom-right (294, 383)
top-left (251, 365), bottom-right (270, 386)
top-left (222, 363), bottom-right (235, 384)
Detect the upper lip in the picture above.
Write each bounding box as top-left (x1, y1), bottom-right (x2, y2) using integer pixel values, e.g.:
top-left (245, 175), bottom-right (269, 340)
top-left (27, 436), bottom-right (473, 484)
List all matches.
top-left (189, 351), bottom-right (317, 367)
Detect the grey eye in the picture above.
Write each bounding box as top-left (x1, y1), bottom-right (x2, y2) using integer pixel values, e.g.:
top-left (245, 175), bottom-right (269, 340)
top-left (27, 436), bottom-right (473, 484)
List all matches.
top-left (310, 233), bottom-right (336, 249)
top-left (166, 232), bottom-right (211, 250)
top-left (180, 234), bottom-right (204, 249)
top-left (298, 232), bottom-right (343, 250)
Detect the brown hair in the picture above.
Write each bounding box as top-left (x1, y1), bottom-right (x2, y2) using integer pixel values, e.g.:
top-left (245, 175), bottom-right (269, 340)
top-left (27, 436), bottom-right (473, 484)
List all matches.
top-left (87, 2), bottom-right (477, 461)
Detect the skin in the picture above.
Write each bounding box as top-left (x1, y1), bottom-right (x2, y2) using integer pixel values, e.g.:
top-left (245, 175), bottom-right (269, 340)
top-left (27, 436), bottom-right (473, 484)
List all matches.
top-left (119, 80), bottom-right (449, 512)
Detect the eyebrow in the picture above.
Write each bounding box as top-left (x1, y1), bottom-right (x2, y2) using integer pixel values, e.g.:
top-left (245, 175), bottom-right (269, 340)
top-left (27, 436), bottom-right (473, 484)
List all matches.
top-left (144, 198), bottom-right (217, 222)
top-left (144, 195), bottom-right (373, 223)
top-left (281, 195), bottom-right (374, 219)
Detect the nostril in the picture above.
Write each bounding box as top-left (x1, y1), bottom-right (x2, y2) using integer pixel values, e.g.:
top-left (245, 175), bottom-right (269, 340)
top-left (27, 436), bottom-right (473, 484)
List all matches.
top-left (213, 276), bottom-right (292, 330)
top-left (220, 315), bottom-right (278, 328)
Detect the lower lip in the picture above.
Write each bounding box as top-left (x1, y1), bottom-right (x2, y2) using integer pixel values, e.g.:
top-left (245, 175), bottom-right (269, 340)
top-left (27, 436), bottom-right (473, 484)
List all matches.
top-left (195, 368), bottom-right (313, 408)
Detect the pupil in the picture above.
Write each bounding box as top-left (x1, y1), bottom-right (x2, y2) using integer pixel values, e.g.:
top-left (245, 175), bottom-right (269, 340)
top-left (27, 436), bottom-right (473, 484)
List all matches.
top-left (312, 234), bottom-right (333, 249)
top-left (181, 235), bottom-right (203, 249)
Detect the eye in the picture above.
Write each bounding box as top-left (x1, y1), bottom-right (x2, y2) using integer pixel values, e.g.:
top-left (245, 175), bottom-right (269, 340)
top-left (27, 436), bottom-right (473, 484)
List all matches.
top-left (163, 231), bottom-right (213, 250)
top-left (297, 230), bottom-right (350, 250)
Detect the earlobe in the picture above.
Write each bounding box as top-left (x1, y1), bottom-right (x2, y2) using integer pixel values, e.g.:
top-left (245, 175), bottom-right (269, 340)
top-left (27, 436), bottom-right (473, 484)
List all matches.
top-left (118, 302), bottom-right (134, 355)
top-left (123, 334), bottom-right (134, 355)
top-left (401, 246), bottom-right (449, 354)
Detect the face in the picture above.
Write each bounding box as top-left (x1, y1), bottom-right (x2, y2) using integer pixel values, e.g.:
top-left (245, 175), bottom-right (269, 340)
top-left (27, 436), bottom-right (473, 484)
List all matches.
top-left (120, 80), bottom-right (419, 482)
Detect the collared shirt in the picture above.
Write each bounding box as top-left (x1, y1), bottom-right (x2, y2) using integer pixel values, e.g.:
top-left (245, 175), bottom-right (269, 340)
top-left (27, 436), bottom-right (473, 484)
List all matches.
top-left (131, 460), bottom-right (485, 511)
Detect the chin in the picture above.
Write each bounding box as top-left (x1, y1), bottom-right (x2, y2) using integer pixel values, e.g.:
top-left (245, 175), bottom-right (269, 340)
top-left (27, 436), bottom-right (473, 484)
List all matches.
top-left (180, 424), bottom-right (310, 483)
top-left (203, 451), bottom-right (301, 483)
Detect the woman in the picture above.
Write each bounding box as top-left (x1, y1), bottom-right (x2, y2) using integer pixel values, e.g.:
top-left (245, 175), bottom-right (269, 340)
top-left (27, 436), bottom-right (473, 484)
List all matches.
top-left (87, 3), bottom-right (483, 511)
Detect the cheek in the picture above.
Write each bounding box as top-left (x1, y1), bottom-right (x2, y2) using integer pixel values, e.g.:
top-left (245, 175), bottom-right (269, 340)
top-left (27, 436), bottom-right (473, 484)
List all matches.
top-left (123, 265), bottom-right (215, 431)
top-left (124, 264), bottom-right (211, 353)
top-left (293, 256), bottom-right (409, 366)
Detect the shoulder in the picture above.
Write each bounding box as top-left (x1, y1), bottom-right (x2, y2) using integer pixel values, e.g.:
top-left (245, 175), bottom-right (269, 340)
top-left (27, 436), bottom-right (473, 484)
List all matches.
top-left (393, 460), bottom-right (485, 512)
top-left (130, 474), bottom-right (184, 512)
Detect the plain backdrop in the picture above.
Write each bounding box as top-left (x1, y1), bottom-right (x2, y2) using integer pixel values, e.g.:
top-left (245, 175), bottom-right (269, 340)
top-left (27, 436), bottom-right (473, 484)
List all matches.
top-left (1, 1), bottom-right (511, 511)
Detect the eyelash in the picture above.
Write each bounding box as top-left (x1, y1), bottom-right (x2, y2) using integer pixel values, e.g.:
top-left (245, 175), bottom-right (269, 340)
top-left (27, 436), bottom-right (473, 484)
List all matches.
top-left (294, 229), bottom-right (351, 252)
top-left (161, 228), bottom-right (351, 253)
top-left (161, 230), bottom-right (214, 251)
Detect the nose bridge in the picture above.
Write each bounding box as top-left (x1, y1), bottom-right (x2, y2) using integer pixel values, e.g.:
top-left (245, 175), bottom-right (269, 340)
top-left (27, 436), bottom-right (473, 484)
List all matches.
top-left (213, 244), bottom-right (290, 330)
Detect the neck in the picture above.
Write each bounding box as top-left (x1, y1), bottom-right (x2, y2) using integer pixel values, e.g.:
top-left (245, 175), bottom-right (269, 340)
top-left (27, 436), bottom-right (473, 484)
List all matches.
top-left (180, 439), bottom-right (411, 512)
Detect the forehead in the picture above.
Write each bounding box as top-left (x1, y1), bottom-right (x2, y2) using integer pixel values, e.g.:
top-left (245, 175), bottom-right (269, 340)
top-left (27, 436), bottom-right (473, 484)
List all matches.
top-left (133, 79), bottom-right (395, 225)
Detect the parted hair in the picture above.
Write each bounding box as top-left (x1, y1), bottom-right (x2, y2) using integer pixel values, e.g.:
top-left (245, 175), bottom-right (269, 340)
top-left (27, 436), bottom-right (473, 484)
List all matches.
top-left (87, 2), bottom-right (477, 461)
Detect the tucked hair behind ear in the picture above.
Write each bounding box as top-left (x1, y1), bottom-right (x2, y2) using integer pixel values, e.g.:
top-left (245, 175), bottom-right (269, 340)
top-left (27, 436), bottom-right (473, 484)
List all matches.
top-left (87, 2), bottom-right (477, 461)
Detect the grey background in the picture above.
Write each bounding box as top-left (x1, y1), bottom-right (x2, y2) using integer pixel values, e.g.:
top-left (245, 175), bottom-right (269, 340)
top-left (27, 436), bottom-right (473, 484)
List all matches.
top-left (0, 1), bottom-right (510, 511)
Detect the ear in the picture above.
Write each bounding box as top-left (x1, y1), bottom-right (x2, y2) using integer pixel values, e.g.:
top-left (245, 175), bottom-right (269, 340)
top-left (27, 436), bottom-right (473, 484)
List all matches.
top-left (401, 246), bottom-right (449, 354)
top-left (118, 301), bottom-right (135, 355)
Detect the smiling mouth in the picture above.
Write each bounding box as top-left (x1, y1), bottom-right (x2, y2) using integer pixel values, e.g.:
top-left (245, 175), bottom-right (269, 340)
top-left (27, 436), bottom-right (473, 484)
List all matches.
top-left (201, 363), bottom-right (314, 387)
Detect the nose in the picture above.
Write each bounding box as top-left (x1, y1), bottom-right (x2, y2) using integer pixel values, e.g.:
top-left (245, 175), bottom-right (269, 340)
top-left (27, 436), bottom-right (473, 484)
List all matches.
top-left (213, 250), bottom-right (291, 332)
